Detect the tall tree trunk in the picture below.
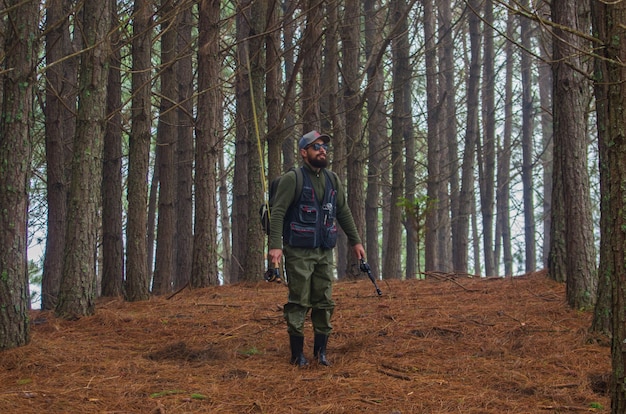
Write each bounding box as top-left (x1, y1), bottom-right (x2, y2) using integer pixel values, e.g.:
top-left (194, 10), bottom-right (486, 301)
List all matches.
top-left (231, 0), bottom-right (250, 283)
top-left (550, 0), bottom-right (596, 309)
top-left (479, 0), bottom-right (496, 276)
top-left (125, 0), bottom-right (153, 302)
top-left (153, 0), bottom-right (179, 294)
top-left (0, 0), bottom-right (38, 349)
top-left (341, 0), bottom-right (366, 277)
top-left (56, 0), bottom-right (110, 319)
top-left (175, 1), bottom-right (194, 290)
top-left (458, 0), bottom-right (481, 274)
top-left (591, 1), bottom-right (626, 409)
top-left (43, 0), bottom-right (77, 310)
top-left (589, 0), bottom-right (611, 337)
top-left (423, 0), bottom-right (439, 272)
top-left (301, 0), bottom-right (322, 130)
top-left (233, 0), bottom-right (266, 282)
top-left (101, 0), bottom-right (124, 297)
top-left (440, 0), bottom-right (458, 273)
top-left (192, 0), bottom-right (221, 288)
top-left (265, 0), bottom-right (282, 185)
top-left (282, 0), bottom-right (297, 171)
top-left (218, 140), bottom-right (231, 284)
top-left (386, 0), bottom-right (409, 279)
top-left (537, 0), bottom-right (553, 270)
top-left (363, 0), bottom-right (385, 276)
top-left (321, 1), bottom-right (348, 277)
top-left (495, 3), bottom-right (514, 277)
top-left (520, 0), bottom-right (536, 273)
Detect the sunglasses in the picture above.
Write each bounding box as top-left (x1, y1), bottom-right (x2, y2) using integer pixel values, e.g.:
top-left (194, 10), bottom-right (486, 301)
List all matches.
top-left (308, 143), bottom-right (329, 151)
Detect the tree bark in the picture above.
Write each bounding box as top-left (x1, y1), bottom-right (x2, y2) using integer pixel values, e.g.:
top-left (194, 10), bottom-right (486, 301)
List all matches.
top-left (457, 0), bottom-right (481, 274)
top-left (423, 0), bottom-right (439, 272)
top-left (550, 0), bottom-right (596, 309)
top-left (386, 0), bottom-right (409, 279)
top-left (101, 0), bottom-right (124, 297)
top-left (43, 0), bottom-right (77, 310)
top-left (175, 1), bottom-right (194, 290)
top-left (153, 0), bottom-right (179, 294)
top-left (363, 0), bottom-right (385, 277)
top-left (56, 0), bottom-right (110, 319)
top-left (125, 0), bottom-right (153, 302)
top-left (0, 0), bottom-right (38, 349)
top-left (591, 4), bottom-right (626, 407)
top-left (342, 0), bottom-right (366, 277)
top-left (192, 0), bottom-right (221, 288)
top-left (520, 0), bottom-right (536, 273)
top-left (495, 3), bottom-right (514, 277)
top-left (479, 0), bottom-right (496, 277)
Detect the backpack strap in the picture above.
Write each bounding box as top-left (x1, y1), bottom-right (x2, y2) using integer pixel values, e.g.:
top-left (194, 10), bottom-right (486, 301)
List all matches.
top-left (323, 169), bottom-right (340, 191)
top-left (293, 167), bottom-right (303, 202)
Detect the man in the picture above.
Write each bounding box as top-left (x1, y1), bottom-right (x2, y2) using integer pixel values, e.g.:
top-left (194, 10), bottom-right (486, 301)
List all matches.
top-left (268, 130), bottom-right (366, 367)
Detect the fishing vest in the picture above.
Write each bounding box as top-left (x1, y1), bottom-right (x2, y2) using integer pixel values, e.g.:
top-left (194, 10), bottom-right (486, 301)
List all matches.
top-left (283, 168), bottom-right (338, 249)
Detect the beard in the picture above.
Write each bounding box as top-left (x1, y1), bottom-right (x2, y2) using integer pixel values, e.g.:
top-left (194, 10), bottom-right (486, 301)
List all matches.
top-left (308, 155), bottom-right (328, 169)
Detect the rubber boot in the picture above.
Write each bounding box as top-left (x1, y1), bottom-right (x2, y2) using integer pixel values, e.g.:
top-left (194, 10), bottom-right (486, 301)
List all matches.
top-left (313, 333), bottom-right (330, 366)
top-left (289, 335), bottom-right (309, 367)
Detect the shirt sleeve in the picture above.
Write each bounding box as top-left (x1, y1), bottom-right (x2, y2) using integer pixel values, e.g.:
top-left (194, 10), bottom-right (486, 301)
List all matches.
top-left (268, 170), bottom-right (297, 250)
top-left (334, 174), bottom-right (362, 246)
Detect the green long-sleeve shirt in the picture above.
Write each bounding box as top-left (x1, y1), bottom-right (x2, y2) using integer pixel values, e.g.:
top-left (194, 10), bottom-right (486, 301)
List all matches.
top-left (269, 163), bottom-right (362, 250)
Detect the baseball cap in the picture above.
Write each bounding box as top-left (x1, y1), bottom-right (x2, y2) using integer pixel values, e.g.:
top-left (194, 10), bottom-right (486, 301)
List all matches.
top-left (298, 130), bottom-right (331, 150)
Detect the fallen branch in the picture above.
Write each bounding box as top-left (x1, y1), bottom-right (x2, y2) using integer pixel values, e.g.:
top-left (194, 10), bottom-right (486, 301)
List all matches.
top-left (377, 368), bottom-right (411, 381)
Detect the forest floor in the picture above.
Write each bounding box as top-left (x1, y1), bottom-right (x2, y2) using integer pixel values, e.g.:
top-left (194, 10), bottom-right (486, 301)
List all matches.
top-left (0, 269), bottom-right (612, 413)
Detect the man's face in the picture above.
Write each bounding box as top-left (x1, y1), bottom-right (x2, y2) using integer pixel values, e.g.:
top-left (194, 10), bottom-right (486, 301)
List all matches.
top-left (303, 139), bottom-right (329, 168)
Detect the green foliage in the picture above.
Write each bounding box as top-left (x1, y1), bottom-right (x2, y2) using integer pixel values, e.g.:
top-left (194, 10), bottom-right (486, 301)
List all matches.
top-left (238, 346), bottom-right (262, 356)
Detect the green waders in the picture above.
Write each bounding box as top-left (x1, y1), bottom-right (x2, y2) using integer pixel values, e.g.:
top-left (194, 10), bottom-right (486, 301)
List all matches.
top-left (283, 245), bottom-right (334, 366)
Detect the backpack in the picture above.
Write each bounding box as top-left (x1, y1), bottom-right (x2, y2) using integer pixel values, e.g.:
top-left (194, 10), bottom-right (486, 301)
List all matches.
top-left (259, 167), bottom-right (303, 236)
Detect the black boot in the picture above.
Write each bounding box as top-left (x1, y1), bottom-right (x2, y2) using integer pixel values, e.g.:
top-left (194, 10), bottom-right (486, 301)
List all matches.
top-left (313, 333), bottom-right (330, 366)
top-left (289, 335), bottom-right (309, 367)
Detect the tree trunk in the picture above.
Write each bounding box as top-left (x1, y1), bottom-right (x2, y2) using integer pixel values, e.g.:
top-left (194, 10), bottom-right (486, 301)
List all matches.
top-left (192, 0), bottom-right (221, 288)
top-left (457, 0), bottom-right (481, 274)
top-left (520, 0), bottom-right (536, 273)
top-left (589, 0), bottom-right (611, 336)
top-left (301, 0), bottom-right (322, 130)
top-left (56, 0), bottom-right (110, 319)
top-left (125, 0), bottom-right (153, 302)
top-left (342, 0), bottom-right (366, 277)
top-left (0, 0), bottom-right (38, 349)
top-left (321, 0), bottom-right (348, 278)
top-left (495, 4), bottom-right (514, 277)
top-left (153, 0), bottom-right (179, 294)
top-left (551, 0), bottom-right (597, 309)
top-left (386, 0), bottom-right (409, 279)
top-left (43, 0), bottom-right (77, 310)
top-left (101, 0), bottom-right (124, 297)
top-left (364, 0), bottom-right (385, 277)
top-left (537, 0), bottom-right (553, 270)
top-left (175, 2), bottom-right (194, 290)
top-left (591, 8), bottom-right (626, 405)
top-left (423, 0), bottom-right (439, 272)
top-left (479, 0), bottom-right (496, 277)
top-left (440, 0), bottom-right (459, 274)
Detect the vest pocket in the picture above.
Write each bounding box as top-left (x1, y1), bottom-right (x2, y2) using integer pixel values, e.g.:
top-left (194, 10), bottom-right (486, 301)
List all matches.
top-left (321, 223), bottom-right (338, 249)
top-left (298, 205), bottom-right (318, 224)
top-left (288, 223), bottom-right (318, 248)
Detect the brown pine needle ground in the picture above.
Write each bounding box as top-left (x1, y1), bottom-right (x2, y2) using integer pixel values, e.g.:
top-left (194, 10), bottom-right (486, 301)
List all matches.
top-left (0, 270), bottom-right (611, 413)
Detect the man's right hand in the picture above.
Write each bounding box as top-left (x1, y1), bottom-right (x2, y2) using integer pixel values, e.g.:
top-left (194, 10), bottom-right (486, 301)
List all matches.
top-left (268, 248), bottom-right (283, 266)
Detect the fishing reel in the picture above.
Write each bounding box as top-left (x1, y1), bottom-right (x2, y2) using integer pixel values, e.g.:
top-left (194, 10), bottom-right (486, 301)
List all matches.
top-left (264, 267), bottom-right (282, 283)
top-left (359, 259), bottom-right (382, 296)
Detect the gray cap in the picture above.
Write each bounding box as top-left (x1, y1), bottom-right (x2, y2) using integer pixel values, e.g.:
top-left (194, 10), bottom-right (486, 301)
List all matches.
top-left (298, 130), bottom-right (331, 150)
